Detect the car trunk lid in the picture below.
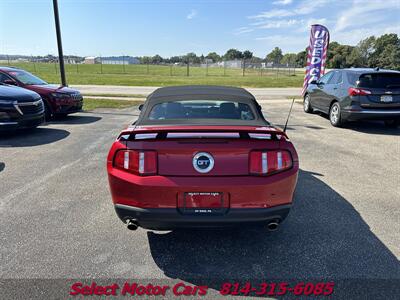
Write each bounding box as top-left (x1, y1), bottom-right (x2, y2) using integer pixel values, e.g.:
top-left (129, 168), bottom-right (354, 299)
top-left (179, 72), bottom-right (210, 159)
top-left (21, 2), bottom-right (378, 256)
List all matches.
top-left (357, 73), bottom-right (400, 107)
top-left (123, 125), bottom-right (285, 176)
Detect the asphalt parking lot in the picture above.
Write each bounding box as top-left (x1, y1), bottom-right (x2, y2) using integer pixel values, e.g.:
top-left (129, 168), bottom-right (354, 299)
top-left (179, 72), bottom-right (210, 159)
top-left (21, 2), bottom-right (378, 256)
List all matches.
top-left (0, 100), bottom-right (399, 298)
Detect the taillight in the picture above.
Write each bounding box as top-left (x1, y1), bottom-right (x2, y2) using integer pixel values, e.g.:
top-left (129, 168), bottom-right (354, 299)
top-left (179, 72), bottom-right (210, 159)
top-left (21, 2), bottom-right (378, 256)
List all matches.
top-left (249, 150), bottom-right (292, 176)
top-left (114, 150), bottom-right (157, 175)
top-left (348, 87), bottom-right (371, 96)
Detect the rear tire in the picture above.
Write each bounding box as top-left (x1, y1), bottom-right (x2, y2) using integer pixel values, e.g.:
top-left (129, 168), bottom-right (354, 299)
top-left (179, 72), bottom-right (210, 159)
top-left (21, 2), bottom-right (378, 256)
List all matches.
top-left (329, 102), bottom-right (343, 127)
top-left (303, 94), bottom-right (313, 113)
top-left (384, 119), bottom-right (399, 128)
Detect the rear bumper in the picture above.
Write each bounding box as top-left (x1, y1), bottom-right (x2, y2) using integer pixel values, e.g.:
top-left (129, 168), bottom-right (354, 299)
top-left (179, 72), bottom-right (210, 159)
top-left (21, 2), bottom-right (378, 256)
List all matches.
top-left (108, 168), bottom-right (298, 209)
top-left (342, 108), bottom-right (400, 121)
top-left (114, 203), bottom-right (292, 230)
top-left (108, 166), bottom-right (298, 230)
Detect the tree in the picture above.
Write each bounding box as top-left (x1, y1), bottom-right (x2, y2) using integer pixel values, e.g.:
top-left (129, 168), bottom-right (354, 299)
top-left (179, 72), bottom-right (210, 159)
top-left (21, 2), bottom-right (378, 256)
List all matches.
top-left (326, 43), bottom-right (354, 68)
top-left (357, 36), bottom-right (376, 67)
top-left (224, 49), bottom-right (243, 60)
top-left (266, 47), bottom-right (283, 64)
top-left (206, 52), bottom-right (221, 62)
top-left (281, 53), bottom-right (297, 66)
top-left (151, 54), bottom-right (163, 64)
top-left (184, 52), bottom-right (201, 64)
top-left (250, 56), bottom-right (263, 63)
top-left (369, 33), bottom-right (400, 69)
top-left (140, 56), bottom-right (152, 64)
top-left (377, 44), bottom-right (400, 69)
top-left (295, 50), bottom-right (307, 67)
top-left (169, 56), bottom-right (183, 63)
top-left (243, 50), bottom-right (253, 60)
top-left (347, 47), bottom-right (363, 67)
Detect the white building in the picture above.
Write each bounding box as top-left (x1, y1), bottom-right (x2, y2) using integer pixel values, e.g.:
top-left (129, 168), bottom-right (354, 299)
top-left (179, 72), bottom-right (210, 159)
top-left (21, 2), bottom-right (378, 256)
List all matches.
top-left (84, 56), bottom-right (96, 64)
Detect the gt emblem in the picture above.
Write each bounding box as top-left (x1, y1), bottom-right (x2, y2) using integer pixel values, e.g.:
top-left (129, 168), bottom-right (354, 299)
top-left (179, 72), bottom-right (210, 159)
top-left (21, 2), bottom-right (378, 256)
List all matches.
top-left (193, 152), bottom-right (214, 173)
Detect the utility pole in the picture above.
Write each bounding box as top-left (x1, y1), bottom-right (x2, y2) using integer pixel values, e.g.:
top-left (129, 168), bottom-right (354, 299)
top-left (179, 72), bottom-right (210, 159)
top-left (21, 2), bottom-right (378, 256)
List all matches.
top-left (53, 0), bottom-right (67, 86)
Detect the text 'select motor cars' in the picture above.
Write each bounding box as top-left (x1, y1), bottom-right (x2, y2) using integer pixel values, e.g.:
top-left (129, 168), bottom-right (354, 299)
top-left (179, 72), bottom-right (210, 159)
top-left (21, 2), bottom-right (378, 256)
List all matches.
top-left (0, 83), bottom-right (45, 131)
top-left (304, 68), bottom-right (400, 127)
top-left (107, 86), bottom-right (299, 231)
top-left (0, 67), bottom-right (83, 119)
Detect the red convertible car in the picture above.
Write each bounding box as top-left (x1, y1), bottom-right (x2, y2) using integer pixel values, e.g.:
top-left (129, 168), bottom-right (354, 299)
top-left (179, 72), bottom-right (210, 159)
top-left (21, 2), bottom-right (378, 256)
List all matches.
top-left (107, 86), bottom-right (299, 231)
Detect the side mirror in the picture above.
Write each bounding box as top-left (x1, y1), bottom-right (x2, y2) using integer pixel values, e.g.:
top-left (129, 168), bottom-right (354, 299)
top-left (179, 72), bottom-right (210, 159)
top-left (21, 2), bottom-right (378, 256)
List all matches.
top-left (309, 80), bottom-right (318, 85)
top-left (4, 79), bottom-right (17, 86)
top-left (138, 104), bottom-right (144, 111)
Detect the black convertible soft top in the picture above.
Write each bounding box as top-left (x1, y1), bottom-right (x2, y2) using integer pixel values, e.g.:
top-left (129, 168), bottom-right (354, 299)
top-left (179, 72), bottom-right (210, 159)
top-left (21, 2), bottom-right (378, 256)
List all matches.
top-left (147, 85), bottom-right (255, 101)
top-left (135, 85), bottom-right (269, 126)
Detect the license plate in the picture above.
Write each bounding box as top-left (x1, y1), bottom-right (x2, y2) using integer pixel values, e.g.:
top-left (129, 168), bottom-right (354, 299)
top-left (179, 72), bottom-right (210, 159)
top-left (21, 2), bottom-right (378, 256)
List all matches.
top-left (381, 95), bottom-right (393, 102)
top-left (184, 192), bottom-right (222, 208)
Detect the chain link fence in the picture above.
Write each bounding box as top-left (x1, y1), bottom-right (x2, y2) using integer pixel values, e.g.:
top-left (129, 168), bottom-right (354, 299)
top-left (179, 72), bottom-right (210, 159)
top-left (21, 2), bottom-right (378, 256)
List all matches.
top-left (0, 57), bottom-right (301, 78)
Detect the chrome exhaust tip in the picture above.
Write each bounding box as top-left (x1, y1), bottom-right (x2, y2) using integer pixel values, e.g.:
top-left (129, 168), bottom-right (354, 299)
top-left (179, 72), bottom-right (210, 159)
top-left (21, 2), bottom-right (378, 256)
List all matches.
top-left (267, 220), bottom-right (280, 232)
top-left (126, 219), bottom-right (139, 231)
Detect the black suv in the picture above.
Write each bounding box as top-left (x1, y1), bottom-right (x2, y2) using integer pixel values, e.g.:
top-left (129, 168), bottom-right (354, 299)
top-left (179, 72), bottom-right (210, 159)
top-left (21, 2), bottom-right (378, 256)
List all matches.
top-left (304, 68), bottom-right (400, 127)
top-left (0, 83), bottom-right (45, 132)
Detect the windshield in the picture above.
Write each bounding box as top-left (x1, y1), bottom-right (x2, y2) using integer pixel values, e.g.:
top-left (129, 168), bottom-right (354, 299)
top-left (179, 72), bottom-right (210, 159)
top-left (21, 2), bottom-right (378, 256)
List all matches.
top-left (358, 73), bottom-right (400, 89)
top-left (9, 70), bottom-right (47, 85)
top-left (148, 100), bottom-right (256, 120)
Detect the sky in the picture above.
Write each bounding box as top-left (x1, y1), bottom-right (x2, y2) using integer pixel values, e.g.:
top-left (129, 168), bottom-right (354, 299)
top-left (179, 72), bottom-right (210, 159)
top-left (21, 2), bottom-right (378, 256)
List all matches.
top-left (1, 0), bottom-right (399, 57)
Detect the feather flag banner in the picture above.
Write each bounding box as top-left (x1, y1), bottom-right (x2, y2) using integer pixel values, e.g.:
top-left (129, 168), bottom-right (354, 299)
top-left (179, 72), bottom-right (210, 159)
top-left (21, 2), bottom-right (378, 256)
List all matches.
top-left (302, 24), bottom-right (330, 95)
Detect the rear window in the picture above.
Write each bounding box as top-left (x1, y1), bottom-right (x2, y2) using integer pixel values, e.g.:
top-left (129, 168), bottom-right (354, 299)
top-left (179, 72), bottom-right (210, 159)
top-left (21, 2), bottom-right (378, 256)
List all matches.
top-left (358, 73), bottom-right (400, 89)
top-left (148, 100), bottom-right (255, 120)
top-left (346, 72), bottom-right (359, 85)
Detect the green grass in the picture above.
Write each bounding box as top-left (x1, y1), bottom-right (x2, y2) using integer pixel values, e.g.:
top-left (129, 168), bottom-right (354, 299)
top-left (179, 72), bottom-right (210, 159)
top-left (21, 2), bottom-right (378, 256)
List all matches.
top-left (286, 95), bottom-right (303, 99)
top-left (3, 62), bottom-right (304, 88)
top-left (83, 98), bottom-right (143, 111)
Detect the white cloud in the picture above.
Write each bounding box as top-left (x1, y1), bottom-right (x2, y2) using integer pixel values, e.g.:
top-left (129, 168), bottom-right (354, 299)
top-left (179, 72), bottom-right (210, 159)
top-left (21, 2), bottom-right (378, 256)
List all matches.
top-left (256, 19), bottom-right (300, 29)
top-left (249, 0), bottom-right (331, 19)
top-left (233, 27), bottom-right (254, 35)
top-left (334, 25), bottom-right (400, 45)
top-left (295, 0), bottom-right (331, 15)
top-left (248, 9), bottom-right (294, 19)
top-left (335, 0), bottom-right (399, 32)
top-left (272, 0), bottom-right (293, 5)
top-left (236, 0), bottom-right (399, 53)
top-left (186, 9), bottom-right (197, 20)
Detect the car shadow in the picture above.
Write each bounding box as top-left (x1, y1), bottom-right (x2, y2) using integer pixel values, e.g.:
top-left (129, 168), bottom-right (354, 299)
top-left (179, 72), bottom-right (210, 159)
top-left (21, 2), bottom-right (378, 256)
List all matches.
top-left (313, 112), bottom-right (400, 136)
top-left (275, 124), bottom-right (326, 131)
top-left (0, 128), bottom-right (70, 147)
top-left (0, 162), bottom-right (4, 172)
top-left (147, 169), bottom-right (399, 297)
top-left (81, 111), bottom-right (140, 117)
top-left (50, 115), bottom-right (102, 125)
top-left (345, 120), bottom-right (400, 136)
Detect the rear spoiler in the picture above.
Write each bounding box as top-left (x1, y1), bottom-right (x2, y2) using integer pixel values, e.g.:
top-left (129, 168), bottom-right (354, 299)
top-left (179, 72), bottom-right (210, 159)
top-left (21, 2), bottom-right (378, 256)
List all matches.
top-left (117, 125), bottom-right (288, 141)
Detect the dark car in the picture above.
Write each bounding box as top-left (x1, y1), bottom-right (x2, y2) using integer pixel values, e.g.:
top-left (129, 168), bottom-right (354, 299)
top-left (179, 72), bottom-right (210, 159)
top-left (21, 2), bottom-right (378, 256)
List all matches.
top-left (0, 83), bottom-right (45, 132)
top-left (304, 68), bottom-right (400, 127)
top-left (107, 86), bottom-right (299, 231)
top-left (0, 67), bottom-right (83, 119)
